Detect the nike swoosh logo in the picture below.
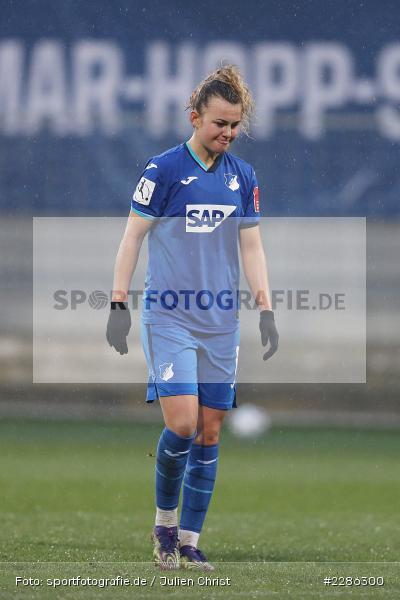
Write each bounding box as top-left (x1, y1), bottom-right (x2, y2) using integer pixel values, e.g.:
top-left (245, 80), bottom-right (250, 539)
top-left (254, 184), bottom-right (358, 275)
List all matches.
top-left (197, 458), bottom-right (218, 464)
top-left (181, 176), bottom-right (198, 185)
top-left (164, 449), bottom-right (190, 457)
top-left (145, 163), bottom-right (158, 170)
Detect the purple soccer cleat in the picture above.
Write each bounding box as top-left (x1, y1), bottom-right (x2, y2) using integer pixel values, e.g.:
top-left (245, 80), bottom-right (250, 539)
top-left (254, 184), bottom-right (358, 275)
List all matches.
top-left (151, 526), bottom-right (180, 570)
top-left (179, 545), bottom-right (215, 571)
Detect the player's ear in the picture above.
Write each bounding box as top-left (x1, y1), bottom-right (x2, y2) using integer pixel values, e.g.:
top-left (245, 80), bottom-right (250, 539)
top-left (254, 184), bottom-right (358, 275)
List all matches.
top-left (190, 110), bottom-right (201, 129)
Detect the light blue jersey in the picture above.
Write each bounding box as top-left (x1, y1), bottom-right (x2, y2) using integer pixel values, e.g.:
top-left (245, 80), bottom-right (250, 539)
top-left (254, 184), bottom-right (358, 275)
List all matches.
top-left (131, 142), bottom-right (260, 333)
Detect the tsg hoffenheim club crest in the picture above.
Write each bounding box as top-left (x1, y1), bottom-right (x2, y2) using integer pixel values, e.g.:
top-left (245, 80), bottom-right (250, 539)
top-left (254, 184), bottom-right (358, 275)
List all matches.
top-left (224, 173), bottom-right (240, 191)
top-left (159, 362), bottom-right (174, 382)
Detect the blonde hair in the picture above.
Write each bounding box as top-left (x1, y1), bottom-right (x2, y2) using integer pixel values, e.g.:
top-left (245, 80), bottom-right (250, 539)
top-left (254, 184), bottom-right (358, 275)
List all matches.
top-left (187, 64), bottom-right (254, 136)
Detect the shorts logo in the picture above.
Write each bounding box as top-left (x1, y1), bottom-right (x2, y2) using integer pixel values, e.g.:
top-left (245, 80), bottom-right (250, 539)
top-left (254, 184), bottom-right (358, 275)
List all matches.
top-left (159, 362), bottom-right (174, 381)
top-left (224, 173), bottom-right (240, 191)
top-left (133, 177), bottom-right (155, 206)
top-left (186, 204), bottom-right (236, 233)
top-left (253, 186), bottom-right (260, 213)
top-left (145, 163), bottom-right (158, 170)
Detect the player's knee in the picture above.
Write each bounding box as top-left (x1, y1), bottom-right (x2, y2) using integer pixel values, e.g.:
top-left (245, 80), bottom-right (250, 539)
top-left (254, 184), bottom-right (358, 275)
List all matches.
top-left (169, 423), bottom-right (197, 438)
top-left (195, 429), bottom-right (220, 445)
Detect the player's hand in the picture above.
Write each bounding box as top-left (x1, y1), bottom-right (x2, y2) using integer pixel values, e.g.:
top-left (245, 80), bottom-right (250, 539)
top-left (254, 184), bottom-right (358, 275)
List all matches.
top-left (259, 310), bottom-right (279, 360)
top-left (106, 301), bottom-right (131, 355)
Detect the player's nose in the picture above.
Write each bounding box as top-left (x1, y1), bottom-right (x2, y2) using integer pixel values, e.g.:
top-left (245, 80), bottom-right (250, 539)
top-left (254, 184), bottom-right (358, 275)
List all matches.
top-left (222, 125), bottom-right (232, 139)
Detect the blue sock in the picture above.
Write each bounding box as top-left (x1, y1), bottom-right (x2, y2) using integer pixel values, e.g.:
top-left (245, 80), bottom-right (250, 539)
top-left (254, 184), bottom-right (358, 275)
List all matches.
top-left (180, 443), bottom-right (219, 534)
top-left (156, 427), bottom-right (195, 510)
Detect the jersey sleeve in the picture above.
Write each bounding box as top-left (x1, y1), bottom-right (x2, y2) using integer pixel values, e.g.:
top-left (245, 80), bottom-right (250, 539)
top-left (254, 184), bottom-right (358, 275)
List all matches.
top-left (131, 158), bottom-right (169, 220)
top-left (240, 169), bottom-right (261, 229)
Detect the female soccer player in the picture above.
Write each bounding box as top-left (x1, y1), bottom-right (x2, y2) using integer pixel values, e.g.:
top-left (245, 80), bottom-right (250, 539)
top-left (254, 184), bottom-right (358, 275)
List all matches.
top-left (107, 65), bottom-right (279, 571)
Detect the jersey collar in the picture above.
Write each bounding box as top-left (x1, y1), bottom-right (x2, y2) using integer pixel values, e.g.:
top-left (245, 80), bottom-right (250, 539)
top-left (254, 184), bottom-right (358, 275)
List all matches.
top-left (185, 141), bottom-right (223, 173)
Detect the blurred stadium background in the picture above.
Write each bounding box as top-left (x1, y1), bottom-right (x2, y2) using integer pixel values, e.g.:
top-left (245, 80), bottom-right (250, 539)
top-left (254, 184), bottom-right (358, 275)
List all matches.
top-left (1, 5), bottom-right (400, 597)
top-left (1, 0), bottom-right (399, 427)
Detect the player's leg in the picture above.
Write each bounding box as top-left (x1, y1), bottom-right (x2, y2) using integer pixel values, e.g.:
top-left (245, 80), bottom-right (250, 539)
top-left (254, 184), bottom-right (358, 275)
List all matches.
top-left (179, 328), bottom-right (239, 570)
top-left (156, 394), bottom-right (198, 528)
top-left (141, 323), bottom-right (200, 568)
top-left (152, 394), bottom-right (198, 570)
top-left (179, 405), bottom-right (226, 571)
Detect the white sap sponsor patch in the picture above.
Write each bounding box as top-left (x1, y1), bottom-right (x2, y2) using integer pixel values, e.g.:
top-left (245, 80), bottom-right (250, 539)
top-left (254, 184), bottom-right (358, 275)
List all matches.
top-left (186, 204), bottom-right (236, 233)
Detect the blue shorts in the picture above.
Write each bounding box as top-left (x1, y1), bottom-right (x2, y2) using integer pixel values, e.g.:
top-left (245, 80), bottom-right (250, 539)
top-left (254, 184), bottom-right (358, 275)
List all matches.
top-left (141, 322), bottom-right (240, 410)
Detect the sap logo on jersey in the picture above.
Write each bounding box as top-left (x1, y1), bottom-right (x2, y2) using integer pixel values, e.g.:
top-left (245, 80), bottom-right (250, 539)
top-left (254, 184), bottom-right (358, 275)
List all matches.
top-left (186, 204), bottom-right (236, 233)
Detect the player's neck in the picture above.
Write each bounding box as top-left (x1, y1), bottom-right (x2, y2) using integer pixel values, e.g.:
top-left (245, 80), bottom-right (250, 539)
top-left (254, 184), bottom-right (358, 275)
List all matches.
top-left (187, 135), bottom-right (219, 169)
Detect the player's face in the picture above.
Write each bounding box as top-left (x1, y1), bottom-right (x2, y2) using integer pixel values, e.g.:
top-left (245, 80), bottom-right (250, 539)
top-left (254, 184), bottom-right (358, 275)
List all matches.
top-left (193, 96), bottom-right (242, 154)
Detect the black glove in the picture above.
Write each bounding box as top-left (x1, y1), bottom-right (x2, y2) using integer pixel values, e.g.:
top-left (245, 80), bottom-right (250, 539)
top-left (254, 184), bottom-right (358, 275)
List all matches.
top-left (259, 310), bottom-right (279, 361)
top-left (106, 301), bottom-right (131, 355)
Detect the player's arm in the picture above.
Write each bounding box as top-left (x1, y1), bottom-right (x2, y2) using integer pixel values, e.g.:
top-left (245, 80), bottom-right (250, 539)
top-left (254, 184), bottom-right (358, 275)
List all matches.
top-left (111, 210), bottom-right (153, 302)
top-left (108, 156), bottom-right (168, 354)
top-left (107, 211), bottom-right (153, 355)
top-left (239, 225), bottom-right (279, 360)
top-left (239, 225), bottom-right (272, 310)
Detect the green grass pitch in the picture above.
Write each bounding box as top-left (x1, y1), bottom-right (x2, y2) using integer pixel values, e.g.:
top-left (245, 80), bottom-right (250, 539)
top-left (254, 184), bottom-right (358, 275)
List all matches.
top-left (0, 419), bottom-right (399, 599)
